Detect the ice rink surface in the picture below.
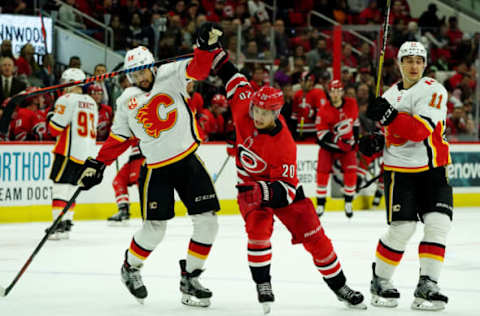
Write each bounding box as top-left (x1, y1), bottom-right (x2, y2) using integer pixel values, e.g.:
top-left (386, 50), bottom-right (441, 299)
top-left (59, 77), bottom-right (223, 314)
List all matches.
top-left (1, 207), bottom-right (479, 316)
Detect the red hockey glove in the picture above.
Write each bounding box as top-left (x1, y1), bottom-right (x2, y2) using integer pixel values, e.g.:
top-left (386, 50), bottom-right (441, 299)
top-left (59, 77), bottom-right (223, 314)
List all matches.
top-left (236, 181), bottom-right (271, 214)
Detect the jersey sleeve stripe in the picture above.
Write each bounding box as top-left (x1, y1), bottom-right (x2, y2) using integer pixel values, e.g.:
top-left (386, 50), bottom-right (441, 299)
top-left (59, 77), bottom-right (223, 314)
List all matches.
top-left (49, 120), bottom-right (65, 132)
top-left (110, 132), bottom-right (129, 142)
top-left (317, 130), bottom-right (329, 140)
top-left (416, 115), bottom-right (435, 132)
top-left (226, 74), bottom-right (249, 98)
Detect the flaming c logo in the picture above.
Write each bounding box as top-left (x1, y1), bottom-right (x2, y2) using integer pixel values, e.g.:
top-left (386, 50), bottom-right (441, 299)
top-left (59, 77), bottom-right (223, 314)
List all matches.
top-left (136, 94), bottom-right (177, 138)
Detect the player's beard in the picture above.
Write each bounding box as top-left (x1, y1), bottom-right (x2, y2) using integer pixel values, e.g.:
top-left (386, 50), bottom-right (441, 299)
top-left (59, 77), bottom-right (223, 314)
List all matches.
top-left (138, 80), bottom-right (154, 92)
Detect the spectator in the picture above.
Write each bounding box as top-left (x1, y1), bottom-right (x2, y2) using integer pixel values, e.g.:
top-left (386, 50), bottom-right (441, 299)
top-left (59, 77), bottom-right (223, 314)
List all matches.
top-left (198, 94), bottom-right (228, 141)
top-left (389, 0), bottom-right (409, 25)
top-left (35, 54), bottom-right (56, 87)
top-left (333, 0), bottom-right (349, 24)
top-left (157, 14), bottom-right (183, 58)
top-left (290, 56), bottom-right (307, 85)
top-left (274, 58), bottom-right (291, 87)
top-left (110, 14), bottom-right (128, 51)
top-left (92, 63), bottom-right (112, 106)
top-left (9, 88), bottom-right (49, 140)
top-left (0, 40), bottom-right (15, 60)
top-left (227, 36), bottom-right (246, 66)
top-left (110, 74), bottom-right (131, 109)
top-left (15, 43), bottom-right (40, 78)
top-left (68, 56), bottom-right (82, 69)
top-left (58, 0), bottom-right (86, 30)
top-left (244, 40), bottom-right (262, 59)
top-left (347, 0), bottom-right (369, 15)
top-left (418, 3), bottom-right (442, 34)
top-left (0, 57), bottom-right (27, 105)
top-left (249, 65), bottom-right (268, 91)
top-left (87, 84), bottom-right (113, 141)
top-left (342, 43), bottom-right (358, 68)
top-left (274, 19), bottom-right (290, 58)
top-left (446, 101), bottom-right (474, 140)
top-left (126, 12), bottom-right (149, 49)
top-left (447, 16), bottom-right (463, 51)
top-left (306, 38), bottom-right (332, 70)
top-left (405, 21), bottom-right (421, 42)
top-left (359, 0), bottom-right (382, 24)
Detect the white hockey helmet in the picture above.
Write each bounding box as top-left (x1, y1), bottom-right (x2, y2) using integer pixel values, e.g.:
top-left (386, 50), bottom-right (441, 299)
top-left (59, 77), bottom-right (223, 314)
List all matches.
top-left (397, 41), bottom-right (427, 65)
top-left (61, 68), bottom-right (86, 83)
top-left (124, 46), bottom-right (155, 83)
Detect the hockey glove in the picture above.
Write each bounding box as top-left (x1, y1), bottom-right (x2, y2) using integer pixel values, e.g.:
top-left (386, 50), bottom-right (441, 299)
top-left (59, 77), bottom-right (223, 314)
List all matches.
top-left (78, 157), bottom-right (106, 190)
top-left (359, 133), bottom-right (385, 157)
top-left (317, 131), bottom-right (352, 152)
top-left (196, 22), bottom-right (224, 51)
top-left (236, 181), bottom-right (272, 214)
top-left (366, 97), bottom-right (398, 126)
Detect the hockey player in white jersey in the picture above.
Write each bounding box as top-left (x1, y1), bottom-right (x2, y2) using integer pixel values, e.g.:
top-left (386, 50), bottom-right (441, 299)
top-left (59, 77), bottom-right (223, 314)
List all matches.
top-left (77, 23), bottom-right (227, 307)
top-left (363, 41), bottom-right (452, 311)
top-left (47, 68), bottom-right (99, 239)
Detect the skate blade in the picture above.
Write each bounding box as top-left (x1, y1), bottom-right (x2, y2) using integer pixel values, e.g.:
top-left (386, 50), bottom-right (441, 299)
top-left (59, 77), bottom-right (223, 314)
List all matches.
top-left (181, 293), bottom-right (210, 307)
top-left (411, 297), bottom-right (445, 311)
top-left (371, 295), bottom-right (398, 308)
top-left (337, 296), bottom-right (367, 310)
top-left (107, 220), bottom-right (129, 227)
top-left (261, 302), bottom-right (271, 314)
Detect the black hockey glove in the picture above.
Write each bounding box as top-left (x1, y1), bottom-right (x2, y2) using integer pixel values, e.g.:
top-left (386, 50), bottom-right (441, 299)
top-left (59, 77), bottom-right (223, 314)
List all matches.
top-left (196, 22), bottom-right (224, 51)
top-left (359, 133), bottom-right (385, 157)
top-left (366, 97), bottom-right (398, 126)
top-left (317, 131), bottom-right (351, 153)
top-left (78, 157), bottom-right (106, 191)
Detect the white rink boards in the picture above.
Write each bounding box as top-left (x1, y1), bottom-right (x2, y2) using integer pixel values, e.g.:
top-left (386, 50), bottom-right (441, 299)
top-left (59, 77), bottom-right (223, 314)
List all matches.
top-left (0, 208), bottom-right (479, 316)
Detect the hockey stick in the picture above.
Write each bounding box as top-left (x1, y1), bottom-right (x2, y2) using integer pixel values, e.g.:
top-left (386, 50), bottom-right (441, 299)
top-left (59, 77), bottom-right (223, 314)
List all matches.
top-left (375, 0), bottom-right (392, 97)
top-left (356, 173), bottom-right (382, 192)
top-left (0, 52), bottom-right (194, 135)
top-left (213, 155), bottom-right (230, 183)
top-left (0, 187), bottom-right (82, 297)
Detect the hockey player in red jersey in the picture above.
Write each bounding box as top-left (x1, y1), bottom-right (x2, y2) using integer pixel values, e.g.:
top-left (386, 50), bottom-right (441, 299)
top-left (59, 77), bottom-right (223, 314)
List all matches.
top-left (77, 23), bottom-right (227, 307)
top-left (291, 71), bottom-right (328, 139)
top-left (198, 93), bottom-right (228, 141)
top-left (9, 87), bottom-right (50, 140)
top-left (107, 139), bottom-right (144, 224)
top-left (315, 80), bottom-right (359, 218)
top-left (87, 84), bottom-right (113, 141)
top-left (363, 41), bottom-right (452, 310)
top-left (215, 56), bottom-right (366, 313)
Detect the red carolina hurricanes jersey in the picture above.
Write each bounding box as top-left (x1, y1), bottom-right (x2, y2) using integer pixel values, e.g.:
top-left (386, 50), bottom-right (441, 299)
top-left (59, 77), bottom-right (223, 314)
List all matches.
top-left (292, 88), bottom-right (328, 133)
top-left (9, 107), bottom-right (47, 140)
top-left (315, 96), bottom-right (359, 143)
top-left (226, 73), bottom-right (299, 204)
top-left (97, 103), bottom-right (113, 141)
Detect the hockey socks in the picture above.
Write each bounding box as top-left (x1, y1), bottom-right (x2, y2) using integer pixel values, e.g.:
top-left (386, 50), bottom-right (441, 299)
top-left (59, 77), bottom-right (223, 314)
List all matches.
top-left (247, 241), bottom-right (272, 284)
top-left (186, 239), bottom-right (213, 272)
top-left (127, 238), bottom-right (153, 267)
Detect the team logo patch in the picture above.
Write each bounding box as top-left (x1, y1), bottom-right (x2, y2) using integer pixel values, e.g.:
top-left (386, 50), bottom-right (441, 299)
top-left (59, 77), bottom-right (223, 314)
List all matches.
top-left (136, 93), bottom-right (177, 138)
top-left (237, 144), bottom-right (267, 174)
top-left (392, 204), bottom-right (401, 212)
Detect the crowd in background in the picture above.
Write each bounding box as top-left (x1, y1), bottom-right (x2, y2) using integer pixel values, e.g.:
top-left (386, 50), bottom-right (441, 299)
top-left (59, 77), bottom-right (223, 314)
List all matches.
top-left (0, 0), bottom-right (479, 143)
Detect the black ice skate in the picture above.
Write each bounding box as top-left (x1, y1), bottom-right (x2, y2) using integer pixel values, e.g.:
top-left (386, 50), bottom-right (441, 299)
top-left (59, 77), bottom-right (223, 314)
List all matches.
top-left (370, 263), bottom-right (400, 307)
top-left (121, 263), bottom-right (147, 304)
top-left (344, 202), bottom-right (353, 218)
top-left (411, 276), bottom-right (448, 311)
top-left (179, 259), bottom-right (212, 307)
top-left (372, 189), bottom-right (383, 208)
top-left (107, 204), bottom-right (130, 225)
top-left (335, 284), bottom-right (367, 309)
top-left (256, 282), bottom-right (274, 314)
top-left (46, 220), bottom-right (73, 240)
top-left (316, 205), bottom-right (325, 217)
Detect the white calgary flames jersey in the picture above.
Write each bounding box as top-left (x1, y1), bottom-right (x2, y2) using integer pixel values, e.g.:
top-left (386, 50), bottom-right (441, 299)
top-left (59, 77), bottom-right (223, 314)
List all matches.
top-left (382, 77), bottom-right (450, 172)
top-left (111, 59), bottom-right (201, 167)
top-left (50, 92), bottom-right (98, 163)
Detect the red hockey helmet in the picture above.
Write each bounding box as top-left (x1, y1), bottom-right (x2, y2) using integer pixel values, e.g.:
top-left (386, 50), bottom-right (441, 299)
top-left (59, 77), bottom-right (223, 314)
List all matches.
top-left (328, 79), bottom-right (344, 91)
top-left (87, 84), bottom-right (103, 94)
top-left (23, 86), bottom-right (42, 107)
top-left (250, 86), bottom-right (284, 111)
top-left (211, 94), bottom-right (228, 108)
